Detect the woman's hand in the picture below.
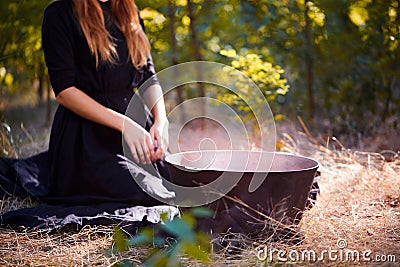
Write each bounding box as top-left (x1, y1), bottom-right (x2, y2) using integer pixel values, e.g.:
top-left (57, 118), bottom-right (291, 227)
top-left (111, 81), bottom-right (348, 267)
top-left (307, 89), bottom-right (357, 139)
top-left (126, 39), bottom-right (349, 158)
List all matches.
top-left (141, 84), bottom-right (169, 162)
top-left (149, 118), bottom-right (169, 161)
top-left (123, 118), bottom-right (154, 165)
top-left (55, 87), bottom-right (166, 164)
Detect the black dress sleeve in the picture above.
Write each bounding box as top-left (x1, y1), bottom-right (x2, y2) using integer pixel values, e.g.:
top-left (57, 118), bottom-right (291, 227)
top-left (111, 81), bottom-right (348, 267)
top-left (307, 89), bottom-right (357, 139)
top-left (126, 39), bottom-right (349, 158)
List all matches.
top-left (42, 1), bottom-right (75, 96)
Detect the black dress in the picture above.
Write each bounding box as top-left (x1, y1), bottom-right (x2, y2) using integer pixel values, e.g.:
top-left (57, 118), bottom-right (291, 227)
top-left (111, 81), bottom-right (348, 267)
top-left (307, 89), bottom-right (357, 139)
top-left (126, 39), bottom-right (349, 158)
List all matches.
top-left (0, 0), bottom-right (176, 230)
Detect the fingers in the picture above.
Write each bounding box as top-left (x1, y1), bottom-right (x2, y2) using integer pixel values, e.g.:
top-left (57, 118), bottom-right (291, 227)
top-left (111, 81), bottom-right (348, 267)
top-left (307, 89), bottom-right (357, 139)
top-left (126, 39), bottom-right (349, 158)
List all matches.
top-left (137, 143), bottom-right (148, 165)
top-left (144, 137), bottom-right (154, 164)
top-left (153, 146), bottom-right (164, 162)
top-left (150, 131), bottom-right (163, 161)
top-left (130, 146), bottom-right (140, 164)
top-left (149, 128), bottom-right (159, 161)
top-left (130, 143), bottom-right (151, 165)
top-left (154, 130), bottom-right (163, 152)
top-left (125, 119), bottom-right (170, 163)
top-left (128, 136), bottom-right (153, 165)
top-left (123, 119), bottom-right (155, 165)
top-left (149, 127), bottom-right (156, 143)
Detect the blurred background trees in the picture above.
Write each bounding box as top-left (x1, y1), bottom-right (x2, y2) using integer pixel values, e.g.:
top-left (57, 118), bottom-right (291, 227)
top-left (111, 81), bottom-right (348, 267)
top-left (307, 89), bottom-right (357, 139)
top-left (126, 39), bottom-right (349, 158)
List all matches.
top-left (0, 0), bottom-right (50, 121)
top-left (1, 0), bottom-right (399, 147)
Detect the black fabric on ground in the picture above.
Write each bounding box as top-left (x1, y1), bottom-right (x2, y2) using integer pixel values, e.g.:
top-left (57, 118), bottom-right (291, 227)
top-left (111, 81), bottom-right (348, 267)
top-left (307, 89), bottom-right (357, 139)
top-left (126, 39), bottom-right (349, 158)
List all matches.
top-left (0, 152), bottom-right (179, 231)
top-left (0, 152), bottom-right (49, 198)
top-left (1, 203), bottom-right (179, 232)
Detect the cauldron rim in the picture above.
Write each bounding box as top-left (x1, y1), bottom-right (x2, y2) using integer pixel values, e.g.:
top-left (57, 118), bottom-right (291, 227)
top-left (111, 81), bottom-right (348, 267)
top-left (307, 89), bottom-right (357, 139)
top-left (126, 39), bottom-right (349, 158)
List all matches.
top-left (165, 150), bottom-right (319, 173)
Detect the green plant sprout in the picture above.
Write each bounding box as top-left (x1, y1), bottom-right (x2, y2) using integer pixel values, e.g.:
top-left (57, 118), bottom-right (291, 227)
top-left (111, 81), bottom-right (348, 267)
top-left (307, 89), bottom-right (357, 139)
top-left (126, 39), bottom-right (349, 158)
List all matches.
top-left (111, 207), bottom-right (213, 267)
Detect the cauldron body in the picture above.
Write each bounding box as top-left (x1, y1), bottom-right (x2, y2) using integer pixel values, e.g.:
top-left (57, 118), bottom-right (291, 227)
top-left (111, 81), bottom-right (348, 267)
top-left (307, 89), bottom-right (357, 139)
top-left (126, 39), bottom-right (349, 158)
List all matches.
top-left (165, 151), bottom-right (319, 235)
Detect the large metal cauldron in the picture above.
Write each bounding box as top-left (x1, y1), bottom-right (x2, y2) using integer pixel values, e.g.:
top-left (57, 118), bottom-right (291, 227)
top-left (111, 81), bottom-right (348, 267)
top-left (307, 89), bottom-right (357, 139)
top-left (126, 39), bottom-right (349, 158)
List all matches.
top-left (165, 150), bottom-right (319, 236)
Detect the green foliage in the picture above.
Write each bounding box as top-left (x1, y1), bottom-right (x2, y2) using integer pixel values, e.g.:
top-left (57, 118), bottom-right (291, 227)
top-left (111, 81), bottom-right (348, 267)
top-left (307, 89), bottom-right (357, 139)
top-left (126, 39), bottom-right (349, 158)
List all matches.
top-left (0, 0), bottom-right (49, 102)
top-left (111, 208), bottom-right (212, 267)
top-left (310, 0), bottom-right (400, 132)
top-left (1, 0), bottom-right (399, 135)
top-left (217, 51), bottom-right (289, 127)
top-left (136, 0), bottom-right (400, 134)
top-left (113, 227), bottom-right (130, 252)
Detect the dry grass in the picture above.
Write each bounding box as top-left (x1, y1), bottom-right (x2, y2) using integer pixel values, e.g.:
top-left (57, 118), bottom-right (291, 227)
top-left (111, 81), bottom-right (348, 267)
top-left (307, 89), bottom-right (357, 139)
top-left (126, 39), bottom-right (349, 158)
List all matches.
top-left (276, 135), bottom-right (400, 266)
top-left (200, 135), bottom-right (399, 266)
top-left (0, 128), bottom-right (399, 266)
top-left (0, 202), bottom-right (151, 266)
top-left (1, 226), bottom-right (113, 266)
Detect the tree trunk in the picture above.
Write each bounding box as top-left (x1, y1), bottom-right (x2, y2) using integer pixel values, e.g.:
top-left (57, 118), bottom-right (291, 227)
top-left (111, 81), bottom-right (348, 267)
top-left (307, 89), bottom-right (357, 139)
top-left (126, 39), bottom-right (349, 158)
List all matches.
top-left (304, 0), bottom-right (314, 120)
top-left (187, 0), bottom-right (204, 92)
top-left (187, 0), bottom-right (205, 127)
top-left (381, 77), bottom-right (395, 121)
top-left (168, 0), bottom-right (185, 123)
top-left (168, 1), bottom-right (178, 66)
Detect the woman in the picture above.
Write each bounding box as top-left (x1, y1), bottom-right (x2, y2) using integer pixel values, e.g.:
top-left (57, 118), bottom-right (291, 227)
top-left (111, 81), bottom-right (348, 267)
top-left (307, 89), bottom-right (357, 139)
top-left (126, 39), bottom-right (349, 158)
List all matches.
top-left (0, 0), bottom-right (178, 230)
top-left (41, 0), bottom-right (173, 205)
top-left (0, 0), bottom-right (179, 231)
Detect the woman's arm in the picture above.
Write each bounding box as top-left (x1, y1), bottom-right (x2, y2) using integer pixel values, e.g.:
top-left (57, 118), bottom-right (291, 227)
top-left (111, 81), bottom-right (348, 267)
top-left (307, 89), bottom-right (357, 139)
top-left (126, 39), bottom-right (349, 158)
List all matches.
top-left (57, 86), bottom-right (154, 164)
top-left (142, 84), bottom-right (169, 160)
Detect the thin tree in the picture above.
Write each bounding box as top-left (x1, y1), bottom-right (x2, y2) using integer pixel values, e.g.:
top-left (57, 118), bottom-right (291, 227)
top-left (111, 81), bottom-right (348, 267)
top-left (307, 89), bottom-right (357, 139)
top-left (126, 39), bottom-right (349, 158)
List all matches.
top-left (304, 0), bottom-right (315, 120)
top-left (187, 0), bottom-right (205, 127)
top-left (168, 0), bottom-right (185, 123)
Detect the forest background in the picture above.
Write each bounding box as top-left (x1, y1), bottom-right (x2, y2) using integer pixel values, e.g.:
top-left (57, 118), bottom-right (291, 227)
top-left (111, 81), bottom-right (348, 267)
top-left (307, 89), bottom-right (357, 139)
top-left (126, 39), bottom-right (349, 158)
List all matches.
top-left (0, 1), bottom-right (399, 265)
top-left (1, 0), bottom-right (399, 155)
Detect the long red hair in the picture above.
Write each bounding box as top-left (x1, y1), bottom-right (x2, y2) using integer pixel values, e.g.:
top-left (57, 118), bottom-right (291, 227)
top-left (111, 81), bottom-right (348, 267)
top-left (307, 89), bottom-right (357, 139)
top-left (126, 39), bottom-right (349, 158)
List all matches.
top-left (72, 0), bottom-right (150, 68)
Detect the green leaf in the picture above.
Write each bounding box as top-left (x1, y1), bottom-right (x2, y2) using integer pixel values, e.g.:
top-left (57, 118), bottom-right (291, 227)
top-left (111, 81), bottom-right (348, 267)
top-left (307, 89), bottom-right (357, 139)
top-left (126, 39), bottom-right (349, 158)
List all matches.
top-left (190, 207), bottom-right (213, 218)
top-left (4, 73), bottom-right (13, 85)
top-left (161, 217), bottom-right (195, 243)
top-left (144, 249), bottom-right (171, 267)
top-left (112, 227), bottom-right (129, 252)
top-left (195, 232), bottom-right (211, 249)
top-left (127, 232), bottom-right (150, 246)
top-left (159, 211), bottom-right (169, 223)
top-left (181, 241), bottom-right (210, 263)
top-left (220, 49), bottom-right (237, 58)
top-left (274, 114), bottom-right (284, 121)
top-left (180, 213), bottom-right (196, 228)
top-left (127, 228), bottom-right (158, 246)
